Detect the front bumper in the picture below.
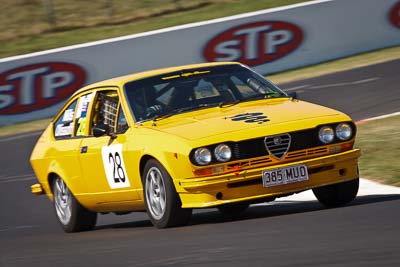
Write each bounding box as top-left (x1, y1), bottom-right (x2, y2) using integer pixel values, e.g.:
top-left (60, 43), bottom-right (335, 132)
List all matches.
top-left (177, 149), bottom-right (360, 208)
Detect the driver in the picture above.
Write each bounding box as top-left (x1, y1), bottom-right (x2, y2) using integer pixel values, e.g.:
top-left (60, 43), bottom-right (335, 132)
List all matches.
top-left (131, 87), bottom-right (163, 121)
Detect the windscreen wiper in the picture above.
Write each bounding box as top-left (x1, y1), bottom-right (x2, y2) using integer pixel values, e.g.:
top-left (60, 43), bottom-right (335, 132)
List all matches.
top-left (242, 91), bottom-right (287, 101)
top-left (152, 104), bottom-right (216, 122)
top-left (218, 99), bottom-right (240, 108)
top-left (219, 92), bottom-right (286, 108)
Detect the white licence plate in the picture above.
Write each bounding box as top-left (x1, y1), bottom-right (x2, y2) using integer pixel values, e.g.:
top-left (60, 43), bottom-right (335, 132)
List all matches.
top-left (262, 164), bottom-right (309, 188)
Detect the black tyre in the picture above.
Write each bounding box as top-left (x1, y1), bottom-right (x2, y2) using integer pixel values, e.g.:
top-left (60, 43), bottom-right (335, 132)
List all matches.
top-left (52, 176), bottom-right (97, 233)
top-left (313, 178), bottom-right (359, 207)
top-left (217, 203), bottom-right (249, 216)
top-left (143, 159), bottom-right (192, 228)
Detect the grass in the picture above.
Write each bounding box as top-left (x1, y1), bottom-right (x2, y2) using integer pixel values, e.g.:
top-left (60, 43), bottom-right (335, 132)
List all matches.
top-left (356, 115), bottom-right (400, 186)
top-left (0, 0), bottom-right (311, 58)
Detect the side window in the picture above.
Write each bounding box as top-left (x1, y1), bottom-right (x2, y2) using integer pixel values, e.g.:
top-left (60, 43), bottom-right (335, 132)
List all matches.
top-left (54, 100), bottom-right (77, 139)
top-left (75, 93), bottom-right (94, 136)
top-left (90, 91), bottom-right (119, 135)
top-left (116, 107), bottom-right (129, 133)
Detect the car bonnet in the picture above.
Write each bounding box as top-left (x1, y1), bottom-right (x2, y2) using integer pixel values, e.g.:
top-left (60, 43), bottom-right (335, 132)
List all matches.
top-left (143, 99), bottom-right (350, 142)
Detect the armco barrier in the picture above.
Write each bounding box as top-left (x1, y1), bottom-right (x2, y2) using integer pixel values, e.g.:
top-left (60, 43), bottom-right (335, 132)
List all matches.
top-left (1, 0), bottom-right (399, 125)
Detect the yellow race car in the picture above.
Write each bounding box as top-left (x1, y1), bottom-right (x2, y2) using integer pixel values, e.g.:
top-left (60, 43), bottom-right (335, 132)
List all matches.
top-left (30, 62), bottom-right (360, 232)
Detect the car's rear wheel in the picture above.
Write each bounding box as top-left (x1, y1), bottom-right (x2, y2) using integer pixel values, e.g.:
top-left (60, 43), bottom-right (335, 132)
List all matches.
top-left (143, 159), bottom-right (192, 228)
top-left (312, 178), bottom-right (359, 207)
top-left (52, 176), bottom-right (97, 233)
top-left (218, 203), bottom-right (249, 216)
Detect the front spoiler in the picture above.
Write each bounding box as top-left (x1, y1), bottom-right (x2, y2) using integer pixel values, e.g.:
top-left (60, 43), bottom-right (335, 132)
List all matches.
top-left (177, 149), bottom-right (361, 208)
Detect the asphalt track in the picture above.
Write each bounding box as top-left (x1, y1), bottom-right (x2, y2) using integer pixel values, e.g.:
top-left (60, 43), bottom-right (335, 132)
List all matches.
top-left (1, 60), bottom-right (400, 267)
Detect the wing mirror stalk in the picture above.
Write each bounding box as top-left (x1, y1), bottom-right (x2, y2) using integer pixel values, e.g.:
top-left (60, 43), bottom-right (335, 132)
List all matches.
top-left (93, 124), bottom-right (117, 139)
top-left (288, 92), bottom-right (298, 99)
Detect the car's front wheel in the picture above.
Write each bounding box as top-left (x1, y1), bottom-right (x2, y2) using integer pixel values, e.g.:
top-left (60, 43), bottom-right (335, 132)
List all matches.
top-left (313, 178), bottom-right (359, 207)
top-left (52, 176), bottom-right (97, 233)
top-left (143, 159), bottom-right (192, 228)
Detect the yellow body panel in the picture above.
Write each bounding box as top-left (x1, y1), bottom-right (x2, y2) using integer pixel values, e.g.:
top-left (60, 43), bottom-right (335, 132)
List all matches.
top-left (30, 62), bottom-right (360, 213)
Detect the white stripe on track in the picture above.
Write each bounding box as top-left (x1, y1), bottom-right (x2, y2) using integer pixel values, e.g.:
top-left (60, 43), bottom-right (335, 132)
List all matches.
top-left (0, 175), bottom-right (36, 184)
top-left (284, 84), bottom-right (310, 91)
top-left (356, 111), bottom-right (400, 124)
top-left (0, 131), bottom-right (41, 142)
top-left (0, 225), bottom-right (37, 232)
top-left (305, 77), bottom-right (380, 90)
top-left (262, 178), bottom-right (400, 203)
top-left (352, 77), bottom-right (380, 84)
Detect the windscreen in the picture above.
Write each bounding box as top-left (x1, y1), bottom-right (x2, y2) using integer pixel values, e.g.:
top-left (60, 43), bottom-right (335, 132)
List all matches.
top-left (124, 64), bottom-right (286, 122)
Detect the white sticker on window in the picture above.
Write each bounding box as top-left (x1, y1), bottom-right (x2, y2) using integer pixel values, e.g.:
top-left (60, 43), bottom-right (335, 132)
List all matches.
top-left (101, 144), bottom-right (131, 189)
top-left (55, 123), bottom-right (74, 137)
top-left (76, 93), bottom-right (93, 119)
top-left (62, 108), bottom-right (74, 122)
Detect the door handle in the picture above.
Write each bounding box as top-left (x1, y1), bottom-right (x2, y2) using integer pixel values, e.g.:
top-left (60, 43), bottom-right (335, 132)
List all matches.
top-left (80, 146), bottom-right (88, 154)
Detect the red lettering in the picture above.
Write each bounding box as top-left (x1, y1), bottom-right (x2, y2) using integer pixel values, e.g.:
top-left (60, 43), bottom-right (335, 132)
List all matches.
top-left (0, 62), bottom-right (86, 114)
top-left (204, 21), bottom-right (303, 66)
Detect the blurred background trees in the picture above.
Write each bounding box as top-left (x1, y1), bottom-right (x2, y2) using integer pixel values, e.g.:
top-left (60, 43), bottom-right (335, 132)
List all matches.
top-left (1, 0), bottom-right (207, 40)
top-left (0, 0), bottom-right (305, 58)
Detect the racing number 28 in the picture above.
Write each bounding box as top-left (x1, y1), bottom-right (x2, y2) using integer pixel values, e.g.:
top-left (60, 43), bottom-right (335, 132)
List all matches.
top-left (108, 152), bottom-right (126, 183)
top-left (101, 144), bottom-right (130, 189)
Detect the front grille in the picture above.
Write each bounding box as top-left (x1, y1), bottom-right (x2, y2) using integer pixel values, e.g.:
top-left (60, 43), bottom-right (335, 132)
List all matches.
top-left (233, 139), bottom-right (266, 159)
top-left (228, 146), bottom-right (328, 170)
top-left (286, 147), bottom-right (328, 159)
top-left (264, 134), bottom-right (291, 159)
top-left (192, 146), bottom-right (330, 177)
top-left (226, 157), bottom-right (273, 171)
top-left (190, 122), bottom-right (355, 166)
top-left (232, 128), bottom-right (318, 160)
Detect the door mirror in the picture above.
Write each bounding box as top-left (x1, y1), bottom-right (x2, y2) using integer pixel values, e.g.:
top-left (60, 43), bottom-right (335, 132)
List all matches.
top-left (93, 124), bottom-right (108, 137)
top-left (288, 92), bottom-right (298, 99)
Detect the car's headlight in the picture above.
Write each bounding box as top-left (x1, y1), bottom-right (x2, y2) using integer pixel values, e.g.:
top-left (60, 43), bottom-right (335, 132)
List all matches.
top-left (336, 123), bottom-right (352, 140)
top-left (194, 147), bottom-right (212, 165)
top-left (319, 126), bottom-right (335, 144)
top-left (214, 144), bottom-right (232, 162)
